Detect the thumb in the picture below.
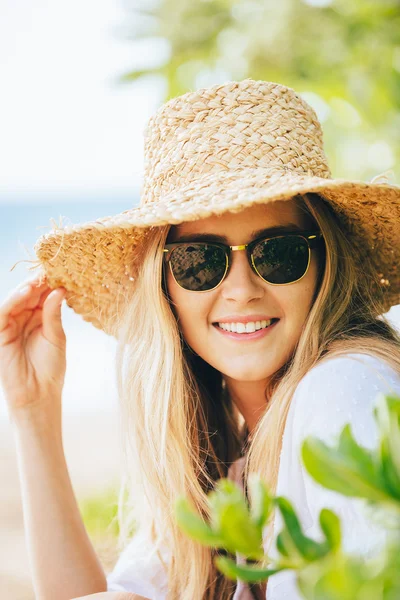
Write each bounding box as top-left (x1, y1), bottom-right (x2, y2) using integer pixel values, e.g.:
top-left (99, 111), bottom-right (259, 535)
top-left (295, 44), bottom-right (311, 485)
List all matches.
top-left (42, 288), bottom-right (66, 346)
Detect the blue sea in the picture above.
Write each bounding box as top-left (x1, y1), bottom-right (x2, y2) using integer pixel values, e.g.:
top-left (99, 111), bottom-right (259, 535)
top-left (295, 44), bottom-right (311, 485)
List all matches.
top-left (2, 200), bottom-right (132, 289)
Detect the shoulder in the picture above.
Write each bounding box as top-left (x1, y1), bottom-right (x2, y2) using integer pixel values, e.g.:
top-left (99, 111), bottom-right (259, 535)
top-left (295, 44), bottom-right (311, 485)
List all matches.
top-left (276, 353), bottom-right (399, 559)
top-left (294, 352), bottom-right (400, 398)
top-left (289, 352), bottom-right (400, 450)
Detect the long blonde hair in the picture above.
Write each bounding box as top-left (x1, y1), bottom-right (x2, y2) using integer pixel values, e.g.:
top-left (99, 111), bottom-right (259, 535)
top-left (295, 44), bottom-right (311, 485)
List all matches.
top-left (112, 192), bottom-right (400, 599)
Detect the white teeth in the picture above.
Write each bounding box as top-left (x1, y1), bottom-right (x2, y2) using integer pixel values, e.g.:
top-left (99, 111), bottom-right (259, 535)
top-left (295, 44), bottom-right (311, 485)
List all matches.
top-left (217, 319), bottom-right (274, 333)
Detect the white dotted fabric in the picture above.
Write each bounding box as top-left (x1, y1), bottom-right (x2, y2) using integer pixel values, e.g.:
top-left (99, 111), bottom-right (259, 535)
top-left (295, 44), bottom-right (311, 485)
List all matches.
top-left (106, 525), bottom-right (169, 598)
top-left (266, 352), bottom-right (400, 599)
top-left (106, 352), bottom-right (400, 599)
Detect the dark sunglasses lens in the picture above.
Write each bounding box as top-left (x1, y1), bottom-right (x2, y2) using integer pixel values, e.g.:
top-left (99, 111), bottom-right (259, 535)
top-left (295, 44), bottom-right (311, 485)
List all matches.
top-left (169, 244), bottom-right (227, 291)
top-left (252, 236), bottom-right (309, 284)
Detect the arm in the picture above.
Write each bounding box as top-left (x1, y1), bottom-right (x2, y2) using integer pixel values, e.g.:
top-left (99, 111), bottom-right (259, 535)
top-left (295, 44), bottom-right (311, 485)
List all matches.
top-left (0, 275), bottom-right (107, 598)
top-left (12, 413), bottom-right (107, 600)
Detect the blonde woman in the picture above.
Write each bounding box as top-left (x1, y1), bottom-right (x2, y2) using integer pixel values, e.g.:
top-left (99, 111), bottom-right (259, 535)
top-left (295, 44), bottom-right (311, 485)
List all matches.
top-left (1, 80), bottom-right (400, 600)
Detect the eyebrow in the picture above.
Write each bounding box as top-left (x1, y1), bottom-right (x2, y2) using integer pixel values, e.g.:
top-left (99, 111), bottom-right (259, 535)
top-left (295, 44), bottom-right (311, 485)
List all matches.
top-left (172, 223), bottom-right (304, 243)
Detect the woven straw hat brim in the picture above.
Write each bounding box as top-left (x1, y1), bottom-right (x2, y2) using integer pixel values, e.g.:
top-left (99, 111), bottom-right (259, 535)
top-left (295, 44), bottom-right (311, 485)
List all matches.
top-left (33, 166), bottom-right (400, 337)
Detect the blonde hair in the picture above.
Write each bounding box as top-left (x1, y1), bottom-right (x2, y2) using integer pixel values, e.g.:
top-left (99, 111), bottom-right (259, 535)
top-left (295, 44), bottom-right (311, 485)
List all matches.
top-left (112, 192), bottom-right (400, 599)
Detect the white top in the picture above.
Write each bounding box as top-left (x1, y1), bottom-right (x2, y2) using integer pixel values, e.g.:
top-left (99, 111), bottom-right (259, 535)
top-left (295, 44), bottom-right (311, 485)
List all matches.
top-left (106, 353), bottom-right (400, 599)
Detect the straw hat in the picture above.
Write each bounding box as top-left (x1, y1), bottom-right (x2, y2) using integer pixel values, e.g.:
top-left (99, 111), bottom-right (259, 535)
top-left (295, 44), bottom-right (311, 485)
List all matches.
top-left (29, 79), bottom-right (399, 337)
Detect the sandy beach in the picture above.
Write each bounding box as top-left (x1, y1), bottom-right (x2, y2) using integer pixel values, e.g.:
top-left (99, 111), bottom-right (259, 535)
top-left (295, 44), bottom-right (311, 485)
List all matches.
top-left (0, 410), bottom-right (124, 600)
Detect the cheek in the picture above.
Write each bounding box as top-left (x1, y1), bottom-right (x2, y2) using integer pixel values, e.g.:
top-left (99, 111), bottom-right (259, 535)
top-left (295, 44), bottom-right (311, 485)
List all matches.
top-left (166, 269), bottom-right (211, 331)
top-left (306, 257), bottom-right (320, 305)
top-left (282, 259), bottom-right (319, 322)
top-left (270, 255), bottom-right (317, 331)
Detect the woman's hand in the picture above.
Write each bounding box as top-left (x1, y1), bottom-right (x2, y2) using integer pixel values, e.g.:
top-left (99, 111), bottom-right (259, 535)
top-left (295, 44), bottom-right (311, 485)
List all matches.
top-left (0, 271), bottom-right (67, 424)
top-left (71, 593), bottom-right (150, 599)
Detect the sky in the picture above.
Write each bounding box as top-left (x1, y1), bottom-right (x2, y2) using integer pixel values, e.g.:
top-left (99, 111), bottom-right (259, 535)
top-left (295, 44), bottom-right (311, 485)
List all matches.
top-left (0, 0), bottom-right (165, 202)
top-left (0, 0), bottom-right (166, 419)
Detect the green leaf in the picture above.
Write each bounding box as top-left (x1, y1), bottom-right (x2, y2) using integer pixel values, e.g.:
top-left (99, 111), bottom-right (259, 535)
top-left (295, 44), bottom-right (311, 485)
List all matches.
top-left (380, 541), bottom-right (400, 599)
top-left (276, 530), bottom-right (291, 558)
top-left (297, 552), bottom-right (372, 600)
top-left (337, 425), bottom-right (378, 480)
top-left (247, 473), bottom-right (274, 529)
top-left (301, 429), bottom-right (391, 504)
top-left (319, 509), bottom-right (342, 552)
top-left (380, 440), bottom-right (400, 501)
top-left (214, 555), bottom-right (285, 583)
top-left (374, 394), bottom-right (400, 501)
top-left (274, 497), bottom-right (331, 561)
top-left (174, 497), bottom-right (224, 547)
top-left (208, 479), bottom-right (264, 559)
top-left (78, 486), bottom-right (121, 539)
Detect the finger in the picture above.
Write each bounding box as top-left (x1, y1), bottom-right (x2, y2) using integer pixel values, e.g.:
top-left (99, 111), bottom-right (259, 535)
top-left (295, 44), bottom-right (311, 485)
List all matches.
top-left (15, 285), bottom-right (54, 314)
top-left (0, 314), bottom-right (18, 346)
top-left (0, 307), bottom-right (40, 345)
top-left (1, 280), bottom-right (52, 324)
top-left (41, 288), bottom-right (66, 347)
top-left (37, 286), bottom-right (55, 309)
top-left (2, 284), bottom-right (56, 336)
top-left (21, 287), bottom-right (62, 339)
top-left (0, 286), bottom-right (33, 331)
top-left (22, 306), bottom-right (44, 339)
top-left (1, 296), bottom-right (55, 345)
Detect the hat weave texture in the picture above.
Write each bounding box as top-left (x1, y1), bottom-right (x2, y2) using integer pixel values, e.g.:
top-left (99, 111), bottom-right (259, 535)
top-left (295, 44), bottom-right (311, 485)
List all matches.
top-left (29, 79), bottom-right (399, 336)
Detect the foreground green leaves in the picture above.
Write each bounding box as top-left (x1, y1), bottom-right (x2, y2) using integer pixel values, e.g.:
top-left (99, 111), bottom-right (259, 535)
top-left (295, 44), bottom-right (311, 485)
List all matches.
top-left (176, 478), bottom-right (266, 561)
top-left (174, 394), bottom-right (400, 598)
top-left (302, 393), bottom-right (400, 514)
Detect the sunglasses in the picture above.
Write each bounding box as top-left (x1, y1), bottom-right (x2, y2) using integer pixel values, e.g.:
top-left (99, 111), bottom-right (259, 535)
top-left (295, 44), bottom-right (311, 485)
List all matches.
top-left (163, 230), bottom-right (324, 292)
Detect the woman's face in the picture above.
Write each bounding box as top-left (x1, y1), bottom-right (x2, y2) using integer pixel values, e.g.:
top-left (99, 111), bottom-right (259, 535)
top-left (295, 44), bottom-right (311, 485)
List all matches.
top-left (165, 199), bottom-right (320, 383)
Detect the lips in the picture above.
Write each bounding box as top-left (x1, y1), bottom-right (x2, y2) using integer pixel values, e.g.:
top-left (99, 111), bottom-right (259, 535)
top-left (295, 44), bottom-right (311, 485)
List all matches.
top-left (212, 318), bottom-right (280, 340)
top-left (212, 317), bottom-right (280, 329)
top-left (212, 315), bottom-right (278, 324)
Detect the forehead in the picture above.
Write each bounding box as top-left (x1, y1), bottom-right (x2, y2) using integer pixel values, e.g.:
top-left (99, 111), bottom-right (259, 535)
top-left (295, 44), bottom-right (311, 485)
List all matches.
top-left (168, 198), bottom-right (311, 242)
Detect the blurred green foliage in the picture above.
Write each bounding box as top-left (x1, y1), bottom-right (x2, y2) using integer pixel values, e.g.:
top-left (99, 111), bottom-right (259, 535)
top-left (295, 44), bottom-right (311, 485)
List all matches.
top-left (175, 393), bottom-right (400, 598)
top-left (118, 0), bottom-right (400, 181)
top-left (78, 485), bottom-right (120, 538)
top-left (77, 390), bottom-right (400, 597)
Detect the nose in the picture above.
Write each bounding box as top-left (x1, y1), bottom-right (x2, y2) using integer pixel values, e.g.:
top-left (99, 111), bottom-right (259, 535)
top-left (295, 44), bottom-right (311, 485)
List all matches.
top-left (219, 248), bottom-right (264, 301)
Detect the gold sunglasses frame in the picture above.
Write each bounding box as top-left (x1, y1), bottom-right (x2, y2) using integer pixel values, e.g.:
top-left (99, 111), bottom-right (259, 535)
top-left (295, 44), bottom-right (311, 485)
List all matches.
top-left (163, 230), bottom-right (324, 292)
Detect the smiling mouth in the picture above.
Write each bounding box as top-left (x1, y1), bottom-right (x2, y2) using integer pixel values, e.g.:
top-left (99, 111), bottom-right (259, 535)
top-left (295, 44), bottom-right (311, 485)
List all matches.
top-left (212, 318), bottom-right (280, 334)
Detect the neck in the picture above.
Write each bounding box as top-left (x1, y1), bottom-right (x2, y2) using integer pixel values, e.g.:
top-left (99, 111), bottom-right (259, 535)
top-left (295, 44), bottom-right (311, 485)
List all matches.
top-left (224, 376), bottom-right (270, 436)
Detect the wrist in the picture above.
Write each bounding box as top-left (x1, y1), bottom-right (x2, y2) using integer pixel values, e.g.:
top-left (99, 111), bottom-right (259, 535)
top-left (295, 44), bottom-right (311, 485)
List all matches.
top-left (9, 403), bottom-right (62, 438)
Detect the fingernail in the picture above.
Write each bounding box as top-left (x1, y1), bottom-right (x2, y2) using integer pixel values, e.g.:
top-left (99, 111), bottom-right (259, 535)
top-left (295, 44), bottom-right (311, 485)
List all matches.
top-left (19, 285), bottom-right (31, 295)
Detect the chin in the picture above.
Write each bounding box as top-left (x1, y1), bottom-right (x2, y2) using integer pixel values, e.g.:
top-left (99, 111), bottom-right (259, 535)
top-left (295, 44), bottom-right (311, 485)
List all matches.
top-left (221, 365), bottom-right (276, 382)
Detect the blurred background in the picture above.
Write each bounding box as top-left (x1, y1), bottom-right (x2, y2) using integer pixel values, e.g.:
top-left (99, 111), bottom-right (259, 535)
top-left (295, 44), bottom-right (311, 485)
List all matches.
top-left (1, 0), bottom-right (400, 597)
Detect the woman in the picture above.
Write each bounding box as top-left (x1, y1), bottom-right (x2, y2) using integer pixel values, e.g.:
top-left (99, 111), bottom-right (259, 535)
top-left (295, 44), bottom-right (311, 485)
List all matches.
top-left (1, 79), bottom-right (400, 600)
